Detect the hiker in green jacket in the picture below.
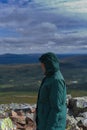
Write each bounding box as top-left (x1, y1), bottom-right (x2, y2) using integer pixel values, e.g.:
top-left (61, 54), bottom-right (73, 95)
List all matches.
top-left (36, 52), bottom-right (67, 130)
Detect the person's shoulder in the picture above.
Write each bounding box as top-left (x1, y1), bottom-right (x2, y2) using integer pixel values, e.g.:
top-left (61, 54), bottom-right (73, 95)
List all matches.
top-left (46, 71), bottom-right (65, 85)
top-left (54, 71), bottom-right (65, 81)
top-left (51, 74), bottom-right (66, 88)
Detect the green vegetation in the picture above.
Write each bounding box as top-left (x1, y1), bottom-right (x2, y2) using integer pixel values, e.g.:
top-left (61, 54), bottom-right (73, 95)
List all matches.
top-left (0, 92), bottom-right (38, 104)
top-left (0, 64), bottom-right (43, 92)
top-left (0, 63), bottom-right (87, 104)
top-left (67, 89), bottom-right (87, 97)
top-left (0, 90), bottom-right (87, 104)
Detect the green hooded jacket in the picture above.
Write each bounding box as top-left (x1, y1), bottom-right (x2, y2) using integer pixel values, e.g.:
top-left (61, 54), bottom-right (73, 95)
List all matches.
top-left (36, 52), bottom-right (67, 130)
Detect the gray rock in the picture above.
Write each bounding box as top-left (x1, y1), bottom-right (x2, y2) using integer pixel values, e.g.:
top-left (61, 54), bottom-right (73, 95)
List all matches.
top-left (79, 112), bottom-right (87, 118)
top-left (81, 119), bottom-right (87, 127)
top-left (66, 115), bottom-right (79, 130)
top-left (77, 112), bottom-right (87, 128)
top-left (68, 97), bottom-right (87, 116)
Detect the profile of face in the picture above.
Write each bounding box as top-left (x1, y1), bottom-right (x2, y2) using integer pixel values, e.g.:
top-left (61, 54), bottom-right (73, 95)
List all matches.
top-left (41, 63), bottom-right (46, 73)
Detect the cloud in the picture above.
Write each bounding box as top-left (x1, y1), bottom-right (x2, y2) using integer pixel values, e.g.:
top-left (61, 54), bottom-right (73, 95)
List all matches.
top-left (62, 0), bottom-right (87, 13)
top-left (0, 0), bottom-right (87, 54)
top-left (0, 28), bottom-right (87, 54)
top-left (35, 0), bottom-right (87, 14)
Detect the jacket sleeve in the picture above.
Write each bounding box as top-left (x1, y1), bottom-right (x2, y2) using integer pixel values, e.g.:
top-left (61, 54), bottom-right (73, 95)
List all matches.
top-left (46, 79), bottom-right (65, 130)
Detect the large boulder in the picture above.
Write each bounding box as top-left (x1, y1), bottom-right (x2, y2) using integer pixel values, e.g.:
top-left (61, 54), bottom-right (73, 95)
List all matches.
top-left (68, 97), bottom-right (87, 116)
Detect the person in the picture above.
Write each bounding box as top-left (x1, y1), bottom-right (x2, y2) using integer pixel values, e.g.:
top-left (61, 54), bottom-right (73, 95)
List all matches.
top-left (36, 52), bottom-right (67, 130)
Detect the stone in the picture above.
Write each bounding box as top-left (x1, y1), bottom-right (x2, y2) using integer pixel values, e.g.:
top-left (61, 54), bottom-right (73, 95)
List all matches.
top-left (0, 95), bottom-right (87, 130)
top-left (79, 112), bottom-right (87, 118)
top-left (68, 97), bottom-right (87, 116)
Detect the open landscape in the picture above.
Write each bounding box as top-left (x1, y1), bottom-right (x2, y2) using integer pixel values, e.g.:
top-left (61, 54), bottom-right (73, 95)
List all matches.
top-left (0, 0), bottom-right (87, 129)
top-left (0, 54), bottom-right (87, 104)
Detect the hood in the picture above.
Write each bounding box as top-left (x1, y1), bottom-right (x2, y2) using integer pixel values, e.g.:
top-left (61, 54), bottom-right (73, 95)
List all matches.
top-left (39, 52), bottom-right (60, 76)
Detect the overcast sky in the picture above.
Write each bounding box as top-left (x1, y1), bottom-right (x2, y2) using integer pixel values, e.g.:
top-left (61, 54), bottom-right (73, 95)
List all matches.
top-left (0, 0), bottom-right (87, 54)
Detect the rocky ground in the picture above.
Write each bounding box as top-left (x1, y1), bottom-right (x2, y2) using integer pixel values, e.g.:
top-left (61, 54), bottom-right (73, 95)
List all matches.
top-left (0, 95), bottom-right (87, 130)
top-left (66, 95), bottom-right (87, 130)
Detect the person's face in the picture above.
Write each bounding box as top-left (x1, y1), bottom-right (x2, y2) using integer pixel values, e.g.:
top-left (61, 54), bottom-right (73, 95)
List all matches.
top-left (41, 63), bottom-right (46, 73)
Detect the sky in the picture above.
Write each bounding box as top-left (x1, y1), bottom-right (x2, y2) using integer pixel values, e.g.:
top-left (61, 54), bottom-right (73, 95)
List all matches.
top-left (0, 0), bottom-right (87, 54)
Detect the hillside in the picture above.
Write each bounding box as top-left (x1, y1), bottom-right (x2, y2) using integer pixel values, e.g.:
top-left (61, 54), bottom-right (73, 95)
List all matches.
top-left (0, 64), bottom-right (43, 92)
top-left (61, 54), bottom-right (87, 68)
top-left (0, 61), bottom-right (86, 92)
top-left (0, 54), bottom-right (87, 103)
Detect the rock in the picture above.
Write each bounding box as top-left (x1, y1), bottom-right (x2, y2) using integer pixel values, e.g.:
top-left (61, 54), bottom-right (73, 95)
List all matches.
top-left (67, 96), bottom-right (87, 130)
top-left (77, 113), bottom-right (87, 129)
top-left (0, 95), bottom-right (87, 130)
top-left (12, 110), bottom-right (18, 118)
top-left (79, 112), bottom-right (87, 118)
top-left (81, 119), bottom-right (87, 127)
top-left (67, 115), bottom-right (77, 124)
top-left (11, 109), bottom-right (36, 130)
top-left (66, 95), bottom-right (72, 106)
top-left (77, 120), bottom-right (87, 130)
top-left (76, 117), bottom-right (84, 123)
top-left (26, 113), bottom-right (36, 122)
top-left (68, 97), bottom-right (87, 116)
top-left (75, 97), bottom-right (87, 109)
top-left (66, 115), bottom-right (79, 130)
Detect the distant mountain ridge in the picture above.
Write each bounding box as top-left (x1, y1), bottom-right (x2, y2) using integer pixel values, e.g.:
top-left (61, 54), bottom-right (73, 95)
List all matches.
top-left (0, 54), bottom-right (40, 64)
top-left (0, 54), bottom-right (87, 67)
